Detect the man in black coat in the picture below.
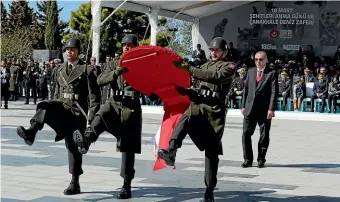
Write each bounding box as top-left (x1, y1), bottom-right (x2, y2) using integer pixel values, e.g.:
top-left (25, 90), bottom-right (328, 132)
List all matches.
top-left (241, 51), bottom-right (278, 168)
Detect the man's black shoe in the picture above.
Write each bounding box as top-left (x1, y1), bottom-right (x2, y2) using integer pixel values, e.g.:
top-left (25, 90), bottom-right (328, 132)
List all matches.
top-left (117, 186), bottom-right (131, 199)
top-left (241, 161), bottom-right (253, 168)
top-left (63, 182), bottom-right (81, 195)
top-left (157, 149), bottom-right (176, 166)
top-left (17, 126), bottom-right (36, 146)
top-left (257, 160), bottom-right (265, 168)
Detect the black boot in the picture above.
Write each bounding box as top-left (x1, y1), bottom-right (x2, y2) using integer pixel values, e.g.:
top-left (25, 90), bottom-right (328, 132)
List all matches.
top-left (157, 140), bottom-right (178, 166)
top-left (73, 127), bottom-right (97, 154)
top-left (117, 180), bottom-right (132, 199)
top-left (16, 123), bottom-right (38, 146)
top-left (200, 189), bottom-right (215, 202)
top-left (64, 175), bottom-right (81, 195)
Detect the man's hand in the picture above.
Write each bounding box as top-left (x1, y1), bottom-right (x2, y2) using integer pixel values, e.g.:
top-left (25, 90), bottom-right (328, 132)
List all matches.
top-left (267, 110), bottom-right (274, 119)
top-left (241, 108), bottom-right (245, 115)
top-left (175, 86), bottom-right (187, 96)
top-left (282, 91), bottom-right (286, 96)
top-left (115, 66), bottom-right (128, 76)
top-left (173, 61), bottom-right (191, 72)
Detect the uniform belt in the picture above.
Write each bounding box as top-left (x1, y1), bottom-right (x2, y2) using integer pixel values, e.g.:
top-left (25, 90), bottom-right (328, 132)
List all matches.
top-left (113, 90), bottom-right (139, 98)
top-left (198, 89), bottom-right (220, 98)
top-left (62, 93), bottom-right (79, 100)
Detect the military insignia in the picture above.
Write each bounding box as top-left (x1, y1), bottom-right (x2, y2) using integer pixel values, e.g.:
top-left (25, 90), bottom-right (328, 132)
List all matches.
top-left (74, 94), bottom-right (78, 100)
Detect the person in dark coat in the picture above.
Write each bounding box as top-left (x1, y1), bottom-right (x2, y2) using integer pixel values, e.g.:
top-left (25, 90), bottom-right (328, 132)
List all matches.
top-left (241, 51), bottom-right (278, 169)
top-left (157, 37), bottom-right (236, 202)
top-left (1, 60), bottom-right (10, 109)
top-left (16, 38), bottom-right (101, 195)
top-left (311, 73), bottom-right (328, 113)
top-left (327, 76), bottom-right (340, 113)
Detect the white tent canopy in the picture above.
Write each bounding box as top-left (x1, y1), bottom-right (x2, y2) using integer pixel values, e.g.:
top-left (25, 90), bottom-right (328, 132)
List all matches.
top-left (91, 0), bottom-right (255, 63)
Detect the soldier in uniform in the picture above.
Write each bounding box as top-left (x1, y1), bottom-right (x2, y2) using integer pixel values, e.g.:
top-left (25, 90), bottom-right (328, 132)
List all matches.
top-left (16, 38), bottom-right (101, 195)
top-left (9, 59), bottom-right (20, 101)
top-left (278, 69), bottom-right (292, 111)
top-left (24, 59), bottom-right (39, 104)
top-left (229, 65), bottom-right (247, 109)
top-left (157, 37), bottom-right (236, 202)
top-left (72, 34), bottom-right (147, 199)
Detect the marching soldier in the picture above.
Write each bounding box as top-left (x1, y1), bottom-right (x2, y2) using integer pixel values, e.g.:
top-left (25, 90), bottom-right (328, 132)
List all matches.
top-left (73, 34), bottom-right (148, 199)
top-left (24, 59), bottom-right (39, 104)
top-left (157, 37), bottom-right (236, 202)
top-left (228, 65), bottom-right (247, 109)
top-left (16, 38), bottom-right (101, 195)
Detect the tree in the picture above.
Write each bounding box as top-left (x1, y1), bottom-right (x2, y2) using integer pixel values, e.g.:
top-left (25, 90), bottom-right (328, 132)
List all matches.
top-left (64, 2), bottom-right (173, 61)
top-left (7, 0), bottom-right (35, 30)
top-left (36, 0), bottom-right (68, 50)
top-left (45, 0), bottom-right (59, 50)
top-left (2, 0), bottom-right (41, 58)
top-left (1, 2), bottom-right (9, 34)
top-left (166, 19), bottom-right (192, 57)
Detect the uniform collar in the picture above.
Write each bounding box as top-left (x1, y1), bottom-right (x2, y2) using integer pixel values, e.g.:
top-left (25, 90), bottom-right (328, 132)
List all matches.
top-left (68, 60), bottom-right (79, 67)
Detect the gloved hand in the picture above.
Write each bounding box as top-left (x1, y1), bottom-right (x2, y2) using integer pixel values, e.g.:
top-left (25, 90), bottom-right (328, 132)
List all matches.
top-left (175, 86), bottom-right (187, 96)
top-left (173, 61), bottom-right (191, 72)
top-left (115, 66), bottom-right (129, 76)
top-left (149, 93), bottom-right (159, 101)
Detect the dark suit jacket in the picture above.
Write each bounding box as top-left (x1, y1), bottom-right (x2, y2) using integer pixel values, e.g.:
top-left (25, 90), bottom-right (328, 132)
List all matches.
top-left (242, 67), bottom-right (278, 118)
top-left (313, 79), bottom-right (328, 95)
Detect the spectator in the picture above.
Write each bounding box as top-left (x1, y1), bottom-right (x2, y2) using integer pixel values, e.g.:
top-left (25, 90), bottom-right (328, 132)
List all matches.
top-left (191, 44), bottom-right (207, 67)
top-left (311, 73), bottom-right (328, 113)
top-left (292, 75), bottom-right (305, 111)
top-left (278, 69), bottom-right (292, 110)
top-left (327, 76), bottom-right (340, 113)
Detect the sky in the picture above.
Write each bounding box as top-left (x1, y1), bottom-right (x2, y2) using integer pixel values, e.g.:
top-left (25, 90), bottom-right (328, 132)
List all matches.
top-left (3, 0), bottom-right (87, 22)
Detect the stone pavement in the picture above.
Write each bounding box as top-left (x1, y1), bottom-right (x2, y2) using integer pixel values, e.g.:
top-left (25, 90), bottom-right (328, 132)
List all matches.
top-left (1, 102), bottom-right (340, 202)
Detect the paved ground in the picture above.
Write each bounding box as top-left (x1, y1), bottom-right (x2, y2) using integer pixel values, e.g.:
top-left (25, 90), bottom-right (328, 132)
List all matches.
top-left (1, 102), bottom-right (340, 202)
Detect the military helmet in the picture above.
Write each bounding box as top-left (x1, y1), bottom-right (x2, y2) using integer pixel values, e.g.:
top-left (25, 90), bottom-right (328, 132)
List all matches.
top-left (121, 34), bottom-right (138, 46)
top-left (209, 37), bottom-right (227, 51)
top-left (64, 38), bottom-right (81, 50)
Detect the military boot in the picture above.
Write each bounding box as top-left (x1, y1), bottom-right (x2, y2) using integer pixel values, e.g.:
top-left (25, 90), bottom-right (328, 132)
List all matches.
top-left (117, 179), bottom-right (132, 199)
top-left (16, 123), bottom-right (39, 146)
top-left (73, 127), bottom-right (98, 154)
top-left (157, 140), bottom-right (178, 166)
top-left (64, 175), bottom-right (81, 195)
top-left (200, 189), bottom-right (215, 202)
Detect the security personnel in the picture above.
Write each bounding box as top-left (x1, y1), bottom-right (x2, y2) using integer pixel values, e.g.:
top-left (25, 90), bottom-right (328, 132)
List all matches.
top-left (228, 65), bottom-right (247, 109)
top-left (16, 38), bottom-right (101, 195)
top-left (158, 37), bottom-right (236, 202)
top-left (73, 34), bottom-right (146, 199)
top-left (24, 59), bottom-right (39, 104)
top-left (278, 69), bottom-right (292, 111)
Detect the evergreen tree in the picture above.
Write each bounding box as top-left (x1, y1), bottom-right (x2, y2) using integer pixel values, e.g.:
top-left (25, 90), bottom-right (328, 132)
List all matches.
top-left (1, 2), bottom-right (9, 34)
top-left (45, 0), bottom-right (58, 50)
top-left (7, 0), bottom-right (35, 30)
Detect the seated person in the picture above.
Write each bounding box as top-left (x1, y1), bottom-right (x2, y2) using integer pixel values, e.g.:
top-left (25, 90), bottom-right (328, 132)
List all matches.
top-left (292, 75), bottom-right (305, 111)
top-left (229, 66), bottom-right (246, 108)
top-left (311, 73), bottom-right (328, 113)
top-left (278, 69), bottom-right (292, 110)
top-left (327, 76), bottom-right (340, 113)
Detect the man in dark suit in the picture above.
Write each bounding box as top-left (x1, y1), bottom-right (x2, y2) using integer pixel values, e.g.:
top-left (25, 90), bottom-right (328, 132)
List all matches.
top-left (241, 51), bottom-right (278, 168)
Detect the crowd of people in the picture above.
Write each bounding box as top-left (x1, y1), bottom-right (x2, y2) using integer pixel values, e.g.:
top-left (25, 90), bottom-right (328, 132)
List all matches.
top-left (2, 44), bottom-right (340, 113)
top-left (191, 44), bottom-right (340, 113)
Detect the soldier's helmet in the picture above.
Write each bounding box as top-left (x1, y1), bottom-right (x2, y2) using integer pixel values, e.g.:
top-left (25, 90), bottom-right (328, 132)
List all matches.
top-left (64, 38), bottom-right (81, 50)
top-left (121, 34), bottom-right (138, 46)
top-left (209, 37), bottom-right (227, 51)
